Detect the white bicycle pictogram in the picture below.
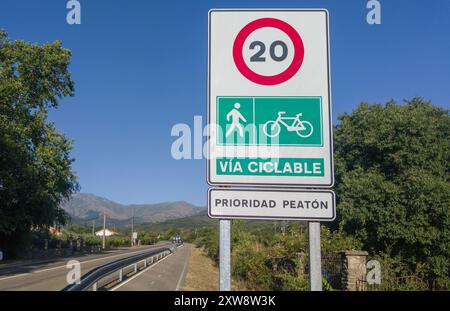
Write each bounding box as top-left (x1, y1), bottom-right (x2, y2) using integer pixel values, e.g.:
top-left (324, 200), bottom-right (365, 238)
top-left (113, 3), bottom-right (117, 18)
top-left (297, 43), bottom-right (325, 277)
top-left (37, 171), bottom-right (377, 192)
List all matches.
top-left (263, 112), bottom-right (314, 138)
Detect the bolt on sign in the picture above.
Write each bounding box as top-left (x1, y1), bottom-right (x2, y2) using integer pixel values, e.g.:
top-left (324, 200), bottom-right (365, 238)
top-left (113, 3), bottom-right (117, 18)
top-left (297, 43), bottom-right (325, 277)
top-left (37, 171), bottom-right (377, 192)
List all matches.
top-left (207, 9), bottom-right (334, 187)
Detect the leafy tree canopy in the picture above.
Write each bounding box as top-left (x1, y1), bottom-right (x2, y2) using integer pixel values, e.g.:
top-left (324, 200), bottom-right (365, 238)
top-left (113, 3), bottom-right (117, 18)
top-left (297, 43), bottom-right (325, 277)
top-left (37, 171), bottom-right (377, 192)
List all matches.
top-left (0, 31), bottom-right (78, 257)
top-left (334, 98), bottom-right (450, 288)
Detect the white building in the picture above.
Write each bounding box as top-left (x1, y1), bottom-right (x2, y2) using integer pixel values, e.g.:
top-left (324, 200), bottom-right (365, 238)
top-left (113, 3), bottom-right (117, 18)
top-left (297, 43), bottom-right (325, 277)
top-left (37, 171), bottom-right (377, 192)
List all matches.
top-left (95, 229), bottom-right (116, 237)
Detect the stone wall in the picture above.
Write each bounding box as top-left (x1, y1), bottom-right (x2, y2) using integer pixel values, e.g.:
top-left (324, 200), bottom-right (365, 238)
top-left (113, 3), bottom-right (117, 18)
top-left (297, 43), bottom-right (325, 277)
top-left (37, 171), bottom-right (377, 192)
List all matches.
top-left (339, 250), bottom-right (368, 291)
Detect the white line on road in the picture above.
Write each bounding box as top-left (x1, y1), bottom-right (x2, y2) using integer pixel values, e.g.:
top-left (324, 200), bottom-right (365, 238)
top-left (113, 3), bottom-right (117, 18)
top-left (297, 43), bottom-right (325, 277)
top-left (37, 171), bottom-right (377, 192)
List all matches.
top-left (0, 247), bottom-right (166, 282)
top-left (0, 273), bottom-right (31, 281)
top-left (175, 247), bottom-right (190, 291)
top-left (110, 252), bottom-right (174, 291)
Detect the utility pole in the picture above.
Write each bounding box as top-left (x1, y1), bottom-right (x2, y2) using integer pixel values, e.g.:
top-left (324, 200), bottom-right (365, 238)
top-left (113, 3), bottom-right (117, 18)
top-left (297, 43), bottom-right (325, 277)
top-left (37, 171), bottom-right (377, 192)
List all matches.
top-left (131, 207), bottom-right (134, 247)
top-left (92, 220), bottom-right (95, 236)
top-left (102, 210), bottom-right (106, 249)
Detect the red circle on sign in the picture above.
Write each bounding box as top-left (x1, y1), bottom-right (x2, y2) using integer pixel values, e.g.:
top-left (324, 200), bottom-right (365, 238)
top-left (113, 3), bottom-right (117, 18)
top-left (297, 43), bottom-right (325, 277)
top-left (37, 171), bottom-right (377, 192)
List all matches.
top-left (233, 18), bottom-right (305, 86)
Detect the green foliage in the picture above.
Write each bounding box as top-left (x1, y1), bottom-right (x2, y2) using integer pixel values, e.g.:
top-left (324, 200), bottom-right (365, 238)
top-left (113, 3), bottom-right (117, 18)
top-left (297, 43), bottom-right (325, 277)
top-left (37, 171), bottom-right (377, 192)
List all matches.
top-left (195, 221), bottom-right (359, 290)
top-left (84, 235), bottom-right (102, 247)
top-left (66, 224), bottom-right (92, 235)
top-left (0, 30), bottom-right (78, 257)
top-left (138, 231), bottom-right (158, 245)
top-left (69, 234), bottom-right (130, 248)
top-left (61, 223), bottom-right (161, 248)
top-left (365, 254), bottom-right (429, 291)
top-left (334, 98), bottom-right (450, 288)
top-left (320, 226), bottom-right (362, 254)
top-left (106, 236), bottom-right (131, 248)
top-left (137, 213), bottom-right (215, 233)
top-left (193, 98), bottom-right (449, 290)
top-left (194, 227), bottom-right (219, 262)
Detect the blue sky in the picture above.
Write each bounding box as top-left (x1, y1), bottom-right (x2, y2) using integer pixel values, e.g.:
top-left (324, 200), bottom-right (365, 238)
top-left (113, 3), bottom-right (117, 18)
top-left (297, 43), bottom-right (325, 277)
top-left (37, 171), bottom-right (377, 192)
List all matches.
top-left (1, 0), bottom-right (449, 206)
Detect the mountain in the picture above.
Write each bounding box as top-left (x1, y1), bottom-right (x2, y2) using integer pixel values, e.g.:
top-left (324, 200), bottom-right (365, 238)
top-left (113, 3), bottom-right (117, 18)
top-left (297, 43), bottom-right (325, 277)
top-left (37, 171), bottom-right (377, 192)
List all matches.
top-left (137, 211), bottom-right (287, 232)
top-left (137, 210), bottom-right (216, 232)
top-left (61, 193), bottom-right (205, 226)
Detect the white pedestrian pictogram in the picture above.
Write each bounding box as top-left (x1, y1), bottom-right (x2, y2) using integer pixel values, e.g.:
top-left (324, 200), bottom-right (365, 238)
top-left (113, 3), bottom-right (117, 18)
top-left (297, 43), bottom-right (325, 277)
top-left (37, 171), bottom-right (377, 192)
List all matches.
top-left (225, 103), bottom-right (247, 137)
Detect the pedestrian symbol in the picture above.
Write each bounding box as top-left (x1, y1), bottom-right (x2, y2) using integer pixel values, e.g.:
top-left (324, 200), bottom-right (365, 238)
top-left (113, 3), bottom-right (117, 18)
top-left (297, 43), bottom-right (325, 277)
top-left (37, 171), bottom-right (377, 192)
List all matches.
top-left (225, 103), bottom-right (247, 138)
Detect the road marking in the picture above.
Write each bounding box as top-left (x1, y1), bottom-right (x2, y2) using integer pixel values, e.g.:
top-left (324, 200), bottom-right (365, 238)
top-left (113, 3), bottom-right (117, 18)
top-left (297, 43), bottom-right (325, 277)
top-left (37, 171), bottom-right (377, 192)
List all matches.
top-left (0, 273), bottom-right (31, 281)
top-left (0, 246), bottom-right (166, 282)
top-left (175, 247), bottom-right (190, 291)
top-left (110, 252), bottom-right (174, 291)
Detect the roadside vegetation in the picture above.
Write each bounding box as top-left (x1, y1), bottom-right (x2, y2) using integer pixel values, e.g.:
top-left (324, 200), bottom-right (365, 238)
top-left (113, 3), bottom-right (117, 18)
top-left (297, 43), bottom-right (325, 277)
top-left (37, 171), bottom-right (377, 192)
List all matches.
top-left (182, 244), bottom-right (248, 291)
top-left (191, 221), bottom-right (360, 291)
top-left (0, 31), bottom-right (78, 257)
top-left (334, 99), bottom-right (449, 290)
top-left (190, 99), bottom-right (450, 291)
top-left (61, 224), bottom-right (161, 248)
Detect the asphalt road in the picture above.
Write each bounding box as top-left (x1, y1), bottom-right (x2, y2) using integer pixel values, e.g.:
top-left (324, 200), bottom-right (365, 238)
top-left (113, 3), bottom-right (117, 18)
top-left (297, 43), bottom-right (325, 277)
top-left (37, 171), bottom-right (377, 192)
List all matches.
top-left (0, 244), bottom-right (170, 291)
top-left (113, 244), bottom-right (191, 291)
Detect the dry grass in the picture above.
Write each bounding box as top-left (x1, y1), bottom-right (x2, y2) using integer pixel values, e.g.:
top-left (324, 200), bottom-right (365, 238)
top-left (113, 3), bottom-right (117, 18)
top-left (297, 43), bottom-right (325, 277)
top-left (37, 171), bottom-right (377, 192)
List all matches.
top-left (182, 246), bottom-right (249, 291)
top-left (182, 246), bottom-right (219, 291)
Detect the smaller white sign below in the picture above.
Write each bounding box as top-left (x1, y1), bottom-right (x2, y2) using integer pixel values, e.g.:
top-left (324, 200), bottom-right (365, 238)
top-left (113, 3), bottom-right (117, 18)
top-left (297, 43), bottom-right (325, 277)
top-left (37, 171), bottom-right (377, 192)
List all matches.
top-left (208, 188), bottom-right (335, 221)
top-left (132, 232), bottom-right (138, 240)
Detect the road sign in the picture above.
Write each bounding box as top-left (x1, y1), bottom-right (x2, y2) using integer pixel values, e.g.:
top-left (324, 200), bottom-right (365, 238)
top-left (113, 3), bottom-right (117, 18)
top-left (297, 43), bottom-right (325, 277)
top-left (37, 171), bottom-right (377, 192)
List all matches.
top-left (208, 9), bottom-right (333, 187)
top-left (208, 188), bottom-right (336, 221)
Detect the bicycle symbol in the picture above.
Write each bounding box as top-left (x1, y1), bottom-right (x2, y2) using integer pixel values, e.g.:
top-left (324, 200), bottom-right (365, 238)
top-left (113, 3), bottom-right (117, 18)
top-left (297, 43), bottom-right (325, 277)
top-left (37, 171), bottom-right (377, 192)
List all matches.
top-left (263, 111), bottom-right (314, 138)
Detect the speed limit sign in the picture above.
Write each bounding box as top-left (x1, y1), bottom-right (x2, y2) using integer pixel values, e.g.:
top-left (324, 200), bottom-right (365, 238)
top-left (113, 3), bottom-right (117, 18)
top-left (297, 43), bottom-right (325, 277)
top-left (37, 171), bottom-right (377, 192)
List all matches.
top-left (207, 9), bottom-right (333, 188)
top-left (232, 17), bottom-right (305, 86)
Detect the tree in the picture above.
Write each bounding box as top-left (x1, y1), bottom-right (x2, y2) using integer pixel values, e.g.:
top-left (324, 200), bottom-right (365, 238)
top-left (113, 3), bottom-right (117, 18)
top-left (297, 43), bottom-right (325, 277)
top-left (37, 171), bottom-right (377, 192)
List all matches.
top-left (0, 31), bottom-right (78, 258)
top-left (334, 98), bottom-right (450, 288)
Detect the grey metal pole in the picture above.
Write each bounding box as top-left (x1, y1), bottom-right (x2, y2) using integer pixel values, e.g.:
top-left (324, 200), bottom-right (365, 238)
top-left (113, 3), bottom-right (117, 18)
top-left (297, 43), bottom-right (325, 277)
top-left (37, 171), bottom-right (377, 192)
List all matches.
top-left (102, 211), bottom-right (106, 249)
top-left (308, 221), bottom-right (322, 291)
top-left (219, 219), bottom-right (231, 291)
top-left (131, 207), bottom-right (134, 247)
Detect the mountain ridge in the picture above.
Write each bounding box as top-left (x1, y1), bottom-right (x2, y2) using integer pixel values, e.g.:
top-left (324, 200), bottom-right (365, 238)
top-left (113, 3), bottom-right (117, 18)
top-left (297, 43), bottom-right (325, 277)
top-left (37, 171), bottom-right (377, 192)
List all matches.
top-left (61, 193), bottom-right (205, 226)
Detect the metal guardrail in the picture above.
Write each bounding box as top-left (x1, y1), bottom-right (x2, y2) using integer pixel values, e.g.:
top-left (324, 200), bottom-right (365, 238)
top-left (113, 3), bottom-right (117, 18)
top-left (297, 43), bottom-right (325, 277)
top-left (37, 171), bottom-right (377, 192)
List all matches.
top-left (62, 243), bottom-right (179, 291)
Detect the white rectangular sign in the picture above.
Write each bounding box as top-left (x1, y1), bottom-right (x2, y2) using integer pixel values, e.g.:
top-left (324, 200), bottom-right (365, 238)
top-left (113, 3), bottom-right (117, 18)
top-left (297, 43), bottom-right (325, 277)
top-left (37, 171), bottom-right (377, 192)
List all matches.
top-left (208, 188), bottom-right (336, 221)
top-left (207, 9), bottom-right (334, 187)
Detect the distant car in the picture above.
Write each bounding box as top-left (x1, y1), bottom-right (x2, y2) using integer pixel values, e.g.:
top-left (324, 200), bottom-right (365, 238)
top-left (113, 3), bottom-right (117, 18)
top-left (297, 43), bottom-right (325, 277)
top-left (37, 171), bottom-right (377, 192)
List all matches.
top-left (171, 237), bottom-right (183, 244)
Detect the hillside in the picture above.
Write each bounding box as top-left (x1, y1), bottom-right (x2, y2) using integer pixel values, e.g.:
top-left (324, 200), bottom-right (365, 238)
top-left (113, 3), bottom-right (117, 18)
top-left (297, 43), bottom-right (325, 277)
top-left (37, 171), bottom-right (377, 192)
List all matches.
top-left (137, 211), bottom-right (291, 233)
top-left (61, 193), bottom-right (205, 226)
top-left (137, 210), bottom-right (216, 231)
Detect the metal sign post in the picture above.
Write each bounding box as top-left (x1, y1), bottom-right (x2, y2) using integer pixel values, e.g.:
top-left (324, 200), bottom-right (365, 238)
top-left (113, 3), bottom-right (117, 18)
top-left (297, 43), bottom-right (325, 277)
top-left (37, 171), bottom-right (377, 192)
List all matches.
top-left (208, 9), bottom-right (333, 291)
top-left (308, 221), bottom-right (322, 291)
top-left (219, 219), bottom-right (231, 291)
